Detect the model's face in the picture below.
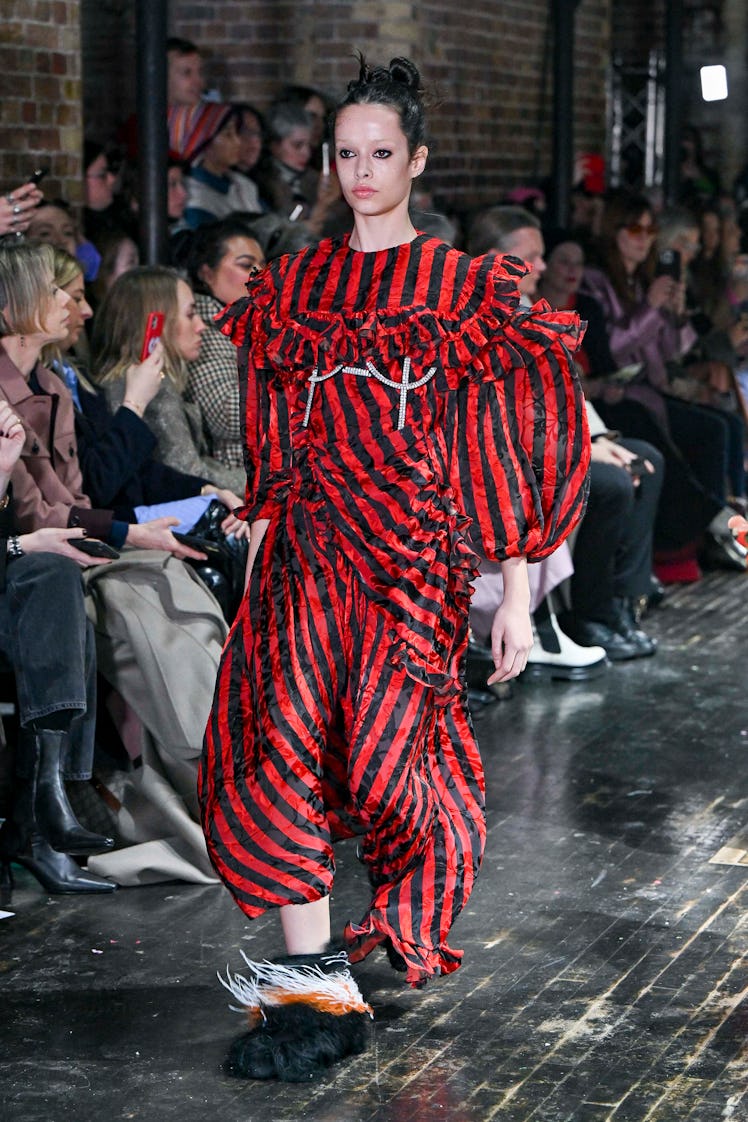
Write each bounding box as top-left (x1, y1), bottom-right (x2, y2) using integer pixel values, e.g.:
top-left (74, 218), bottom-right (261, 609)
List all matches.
top-left (85, 154), bottom-right (115, 211)
top-left (27, 206), bottom-right (77, 255)
top-left (238, 110), bottom-right (263, 171)
top-left (272, 127), bottom-right (312, 173)
top-left (173, 279), bottom-right (206, 362)
top-left (616, 211), bottom-right (657, 271)
top-left (167, 166), bottom-right (188, 220)
top-left (506, 227), bottom-right (546, 297)
top-left (544, 241), bottom-right (584, 296)
top-left (168, 51), bottom-right (204, 107)
top-left (60, 273), bottom-right (92, 348)
top-left (205, 118), bottom-right (241, 174)
top-left (200, 237), bottom-right (265, 305)
top-left (334, 104), bottom-right (427, 221)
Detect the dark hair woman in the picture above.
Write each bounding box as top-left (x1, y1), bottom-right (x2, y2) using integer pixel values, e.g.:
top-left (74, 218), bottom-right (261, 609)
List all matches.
top-left (201, 55), bottom-right (589, 1080)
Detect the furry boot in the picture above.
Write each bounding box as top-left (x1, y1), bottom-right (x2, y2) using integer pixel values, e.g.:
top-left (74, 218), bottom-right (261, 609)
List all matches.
top-left (220, 950), bottom-right (373, 1082)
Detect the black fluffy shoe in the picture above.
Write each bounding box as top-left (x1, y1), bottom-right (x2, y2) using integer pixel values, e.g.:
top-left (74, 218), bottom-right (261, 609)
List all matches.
top-left (220, 951), bottom-right (373, 1082)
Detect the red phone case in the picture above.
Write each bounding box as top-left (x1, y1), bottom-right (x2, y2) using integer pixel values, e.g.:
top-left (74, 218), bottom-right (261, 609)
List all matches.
top-left (140, 311), bottom-right (165, 362)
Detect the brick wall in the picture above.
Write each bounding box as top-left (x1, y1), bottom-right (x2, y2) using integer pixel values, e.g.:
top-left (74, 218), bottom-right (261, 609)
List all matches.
top-left (0, 0), bottom-right (83, 205)
top-left (82, 0), bottom-right (612, 212)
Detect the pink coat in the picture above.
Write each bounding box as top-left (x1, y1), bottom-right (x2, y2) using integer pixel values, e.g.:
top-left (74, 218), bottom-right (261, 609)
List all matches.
top-left (0, 346), bottom-right (112, 538)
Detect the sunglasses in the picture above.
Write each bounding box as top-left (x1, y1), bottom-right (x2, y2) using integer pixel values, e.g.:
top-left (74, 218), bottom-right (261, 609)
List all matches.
top-left (623, 222), bottom-right (658, 237)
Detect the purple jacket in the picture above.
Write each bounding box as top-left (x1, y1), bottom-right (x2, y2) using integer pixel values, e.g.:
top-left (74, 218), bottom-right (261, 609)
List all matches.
top-left (581, 266), bottom-right (697, 423)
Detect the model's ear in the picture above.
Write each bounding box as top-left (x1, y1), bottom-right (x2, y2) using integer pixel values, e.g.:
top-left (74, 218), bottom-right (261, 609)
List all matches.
top-left (409, 145), bottom-right (429, 179)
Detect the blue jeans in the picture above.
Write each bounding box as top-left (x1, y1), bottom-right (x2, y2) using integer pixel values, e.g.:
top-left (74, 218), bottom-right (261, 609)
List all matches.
top-left (0, 553), bottom-right (96, 779)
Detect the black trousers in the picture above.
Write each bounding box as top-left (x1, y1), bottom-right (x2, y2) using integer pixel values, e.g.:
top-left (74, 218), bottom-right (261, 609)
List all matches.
top-left (0, 553), bottom-right (96, 780)
top-left (570, 439), bottom-right (664, 624)
top-left (596, 399), bottom-right (722, 550)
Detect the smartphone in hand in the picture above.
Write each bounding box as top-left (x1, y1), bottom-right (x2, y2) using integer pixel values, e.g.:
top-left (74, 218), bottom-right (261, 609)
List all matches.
top-left (139, 311), bottom-right (165, 362)
top-left (28, 167), bottom-right (49, 186)
top-left (655, 249), bottom-right (681, 281)
top-left (69, 538), bottom-right (120, 560)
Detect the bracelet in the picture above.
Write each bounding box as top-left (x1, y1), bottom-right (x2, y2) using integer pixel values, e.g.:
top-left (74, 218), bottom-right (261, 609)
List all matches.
top-left (0, 492), bottom-right (9, 511)
top-left (6, 534), bottom-right (24, 559)
top-left (122, 398), bottom-right (145, 417)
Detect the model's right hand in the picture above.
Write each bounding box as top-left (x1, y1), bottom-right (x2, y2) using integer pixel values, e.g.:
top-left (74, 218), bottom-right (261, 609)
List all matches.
top-left (18, 527), bottom-right (112, 567)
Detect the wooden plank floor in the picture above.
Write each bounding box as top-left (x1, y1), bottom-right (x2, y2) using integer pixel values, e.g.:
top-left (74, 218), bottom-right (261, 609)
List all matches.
top-left (1, 571), bottom-right (747, 1121)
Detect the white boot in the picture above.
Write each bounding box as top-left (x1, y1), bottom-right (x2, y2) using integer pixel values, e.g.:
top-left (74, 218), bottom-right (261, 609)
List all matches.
top-left (524, 611), bottom-right (607, 681)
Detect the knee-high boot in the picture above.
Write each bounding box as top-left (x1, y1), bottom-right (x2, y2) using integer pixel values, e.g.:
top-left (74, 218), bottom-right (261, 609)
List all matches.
top-left (21, 729), bottom-right (115, 855)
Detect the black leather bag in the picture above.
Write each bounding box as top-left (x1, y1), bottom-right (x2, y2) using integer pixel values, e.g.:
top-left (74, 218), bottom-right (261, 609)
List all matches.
top-left (175, 500), bottom-right (248, 622)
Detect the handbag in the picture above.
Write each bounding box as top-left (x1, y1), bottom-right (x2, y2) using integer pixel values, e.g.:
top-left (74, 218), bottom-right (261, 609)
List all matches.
top-left (175, 500), bottom-right (249, 622)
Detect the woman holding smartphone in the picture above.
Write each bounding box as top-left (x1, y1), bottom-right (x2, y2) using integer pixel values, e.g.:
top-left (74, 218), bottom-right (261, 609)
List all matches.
top-left (199, 56), bottom-right (590, 1082)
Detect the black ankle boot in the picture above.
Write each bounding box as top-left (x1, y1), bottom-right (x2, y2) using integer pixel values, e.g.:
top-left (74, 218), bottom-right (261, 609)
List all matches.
top-left (23, 730), bottom-right (114, 855)
top-left (14, 832), bottom-right (117, 894)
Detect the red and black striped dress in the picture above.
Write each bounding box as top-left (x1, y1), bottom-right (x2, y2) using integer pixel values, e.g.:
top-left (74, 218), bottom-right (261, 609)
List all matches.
top-left (199, 234), bottom-right (590, 986)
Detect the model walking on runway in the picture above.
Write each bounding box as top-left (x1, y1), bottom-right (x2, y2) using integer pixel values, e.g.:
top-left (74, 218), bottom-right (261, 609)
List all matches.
top-left (200, 55), bottom-right (590, 1081)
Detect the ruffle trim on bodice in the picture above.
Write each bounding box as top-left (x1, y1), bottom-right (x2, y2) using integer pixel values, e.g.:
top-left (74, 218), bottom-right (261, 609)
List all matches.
top-left (215, 245), bottom-right (582, 387)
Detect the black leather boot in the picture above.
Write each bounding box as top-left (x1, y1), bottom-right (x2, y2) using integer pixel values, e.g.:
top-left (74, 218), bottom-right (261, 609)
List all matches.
top-left (23, 730), bottom-right (114, 855)
top-left (14, 832), bottom-right (117, 893)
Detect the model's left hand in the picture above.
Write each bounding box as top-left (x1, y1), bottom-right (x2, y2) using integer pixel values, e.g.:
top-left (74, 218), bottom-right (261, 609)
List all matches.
top-left (488, 599), bottom-right (533, 683)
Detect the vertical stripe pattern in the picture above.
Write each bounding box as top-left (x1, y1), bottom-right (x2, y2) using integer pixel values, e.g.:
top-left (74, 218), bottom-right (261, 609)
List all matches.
top-left (200, 235), bottom-right (590, 986)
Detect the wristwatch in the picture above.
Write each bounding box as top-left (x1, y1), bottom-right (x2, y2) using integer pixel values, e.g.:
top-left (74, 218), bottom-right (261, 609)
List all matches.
top-left (6, 535), bottom-right (24, 560)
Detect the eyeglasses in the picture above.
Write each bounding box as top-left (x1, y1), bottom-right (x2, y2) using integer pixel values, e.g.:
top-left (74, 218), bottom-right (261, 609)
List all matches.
top-left (623, 222), bottom-right (658, 237)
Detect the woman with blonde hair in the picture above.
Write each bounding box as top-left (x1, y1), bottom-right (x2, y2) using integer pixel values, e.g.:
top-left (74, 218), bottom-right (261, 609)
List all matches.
top-left (91, 266), bottom-right (246, 494)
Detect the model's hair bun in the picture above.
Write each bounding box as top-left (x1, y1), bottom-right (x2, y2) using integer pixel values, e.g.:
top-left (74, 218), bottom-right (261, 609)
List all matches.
top-left (387, 58), bottom-right (421, 93)
top-left (350, 53), bottom-right (422, 98)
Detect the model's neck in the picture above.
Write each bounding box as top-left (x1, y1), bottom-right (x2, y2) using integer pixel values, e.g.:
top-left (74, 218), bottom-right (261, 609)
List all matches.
top-left (349, 210), bottom-right (418, 254)
top-left (2, 336), bottom-right (41, 378)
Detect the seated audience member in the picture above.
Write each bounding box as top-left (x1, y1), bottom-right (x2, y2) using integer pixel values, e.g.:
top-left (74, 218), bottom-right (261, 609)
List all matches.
top-left (580, 191), bottom-right (746, 578)
top-left (233, 103), bottom-right (265, 181)
top-left (269, 83), bottom-right (330, 170)
top-left (253, 101), bottom-right (341, 235)
top-left (167, 36), bottom-right (206, 108)
top-left (167, 158), bottom-right (189, 228)
top-left (89, 229), bottom-right (140, 309)
top-left (168, 103), bottom-right (262, 228)
top-left (26, 197), bottom-right (101, 283)
top-left (91, 265), bottom-right (246, 493)
top-left (0, 401), bottom-right (116, 895)
top-left (83, 140), bottom-right (136, 248)
top-left (0, 240), bottom-right (228, 886)
top-left (184, 219), bottom-right (265, 469)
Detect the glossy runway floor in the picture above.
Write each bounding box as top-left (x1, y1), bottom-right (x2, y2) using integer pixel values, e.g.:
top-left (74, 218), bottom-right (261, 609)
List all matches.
top-left (1, 572), bottom-right (747, 1121)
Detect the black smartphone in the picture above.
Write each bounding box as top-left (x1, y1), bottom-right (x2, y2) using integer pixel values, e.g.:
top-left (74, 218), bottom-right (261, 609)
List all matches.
top-left (28, 167), bottom-right (49, 186)
top-left (69, 538), bottom-right (120, 560)
top-left (655, 249), bottom-right (681, 281)
top-left (628, 456), bottom-right (647, 479)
